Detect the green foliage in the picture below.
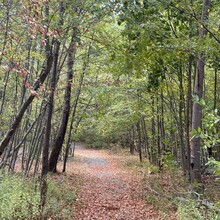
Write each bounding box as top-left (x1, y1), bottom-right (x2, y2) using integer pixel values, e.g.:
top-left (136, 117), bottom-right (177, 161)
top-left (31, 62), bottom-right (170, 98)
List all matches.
top-left (177, 202), bottom-right (217, 220)
top-left (76, 85), bottom-right (139, 148)
top-left (0, 173), bottom-right (76, 220)
top-left (43, 179), bottom-right (76, 219)
top-left (146, 164), bottom-right (160, 174)
top-left (207, 158), bottom-right (220, 177)
top-left (142, 166), bottom-right (219, 219)
top-left (192, 108), bottom-right (220, 175)
top-left (0, 173), bottom-right (40, 220)
top-left (162, 152), bottom-right (178, 170)
top-left (125, 159), bottom-right (160, 174)
top-left (192, 95), bottom-right (206, 107)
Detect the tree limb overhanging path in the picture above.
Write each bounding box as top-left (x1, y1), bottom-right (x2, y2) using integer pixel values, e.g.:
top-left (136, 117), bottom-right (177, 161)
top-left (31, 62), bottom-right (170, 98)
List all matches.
top-left (69, 143), bottom-right (160, 220)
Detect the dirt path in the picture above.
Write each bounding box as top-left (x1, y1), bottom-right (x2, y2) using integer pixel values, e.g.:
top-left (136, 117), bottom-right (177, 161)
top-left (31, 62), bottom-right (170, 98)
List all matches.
top-left (67, 143), bottom-right (159, 220)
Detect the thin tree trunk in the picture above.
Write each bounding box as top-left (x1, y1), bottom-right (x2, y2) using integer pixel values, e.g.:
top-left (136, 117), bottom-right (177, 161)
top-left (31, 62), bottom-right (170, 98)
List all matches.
top-left (41, 41), bottom-right (60, 177)
top-left (0, 70), bottom-right (10, 114)
top-left (62, 46), bottom-right (89, 172)
top-left (0, 1), bottom-right (11, 65)
top-left (151, 96), bottom-right (157, 165)
top-left (178, 62), bottom-right (187, 174)
top-left (130, 126), bottom-right (135, 155)
top-left (137, 121), bottom-right (142, 162)
top-left (213, 68), bottom-right (217, 110)
top-left (40, 2), bottom-right (54, 212)
top-left (41, 42), bottom-right (59, 209)
top-left (185, 54), bottom-right (193, 178)
top-left (49, 30), bottom-right (76, 172)
top-left (160, 92), bottom-right (165, 152)
top-left (0, 54), bottom-right (53, 156)
top-left (156, 96), bottom-right (161, 168)
top-left (63, 96), bottom-right (93, 172)
top-left (141, 116), bottom-right (150, 159)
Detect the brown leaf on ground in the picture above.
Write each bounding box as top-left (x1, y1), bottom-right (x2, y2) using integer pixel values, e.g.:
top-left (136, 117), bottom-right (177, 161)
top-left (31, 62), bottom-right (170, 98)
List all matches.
top-left (64, 143), bottom-right (161, 220)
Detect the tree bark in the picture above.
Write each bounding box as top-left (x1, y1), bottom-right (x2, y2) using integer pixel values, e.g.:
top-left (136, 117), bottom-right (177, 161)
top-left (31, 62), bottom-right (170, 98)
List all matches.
top-left (137, 121), bottom-right (142, 162)
top-left (0, 54), bottom-right (53, 156)
top-left (141, 116), bottom-right (150, 158)
top-left (190, 0), bottom-right (210, 183)
top-left (178, 62), bottom-right (187, 174)
top-left (213, 68), bottom-right (217, 110)
top-left (156, 96), bottom-right (161, 168)
top-left (41, 41), bottom-right (60, 177)
top-left (62, 46), bottom-right (90, 172)
top-left (185, 54), bottom-right (193, 179)
top-left (48, 30), bottom-right (76, 172)
top-left (130, 126), bottom-right (135, 155)
top-left (151, 96), bottom-right (157, 165)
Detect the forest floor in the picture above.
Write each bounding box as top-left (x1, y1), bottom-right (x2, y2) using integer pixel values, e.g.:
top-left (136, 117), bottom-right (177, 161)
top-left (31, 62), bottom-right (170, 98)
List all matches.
top-left (62, 143), bottom-right (175, 220)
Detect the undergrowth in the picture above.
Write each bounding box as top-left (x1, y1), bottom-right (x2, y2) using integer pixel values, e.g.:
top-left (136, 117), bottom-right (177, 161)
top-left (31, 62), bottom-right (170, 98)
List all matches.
top-left (126, 160), bottom-right (220, 220)
top-left (0, 172), bottom-right (76, 220)
top-left (0, 173), bottom-right (40, 220)
top-left (44, 175), bottom-right (76, 219)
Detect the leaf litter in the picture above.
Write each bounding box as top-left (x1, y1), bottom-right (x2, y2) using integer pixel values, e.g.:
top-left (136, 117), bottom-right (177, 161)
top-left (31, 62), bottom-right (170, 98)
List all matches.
top-left (65, 143), bottom-right (160, 220)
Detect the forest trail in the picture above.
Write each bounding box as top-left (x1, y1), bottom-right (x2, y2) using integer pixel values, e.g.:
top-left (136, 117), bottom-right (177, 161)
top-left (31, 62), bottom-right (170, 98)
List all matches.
top-left (67, 143), bottom-right (159, 220)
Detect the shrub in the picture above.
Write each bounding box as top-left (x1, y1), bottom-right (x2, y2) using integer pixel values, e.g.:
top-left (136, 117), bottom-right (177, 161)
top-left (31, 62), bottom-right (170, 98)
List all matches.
top-left (0, 173), bottom-right (40, 220)
top-left (177, 201), bottom-right (217, 220)
top-left (43, 179), bottom-right (76, 219)
top-left (0, 172), bottom-right (76, 220)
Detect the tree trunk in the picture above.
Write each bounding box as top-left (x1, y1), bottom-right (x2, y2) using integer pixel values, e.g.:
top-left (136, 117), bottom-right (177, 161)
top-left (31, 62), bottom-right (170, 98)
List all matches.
top-left (185, 54), bottom-right (193, 179)
top-left (160, 92), bottom-right (165, 152)
top-left (48, 30), bottom-right (76, 172)
top-left (141, 116), bottom-right (150, 159)
top-left (190, 0), bottom-right (210, 183)
top-left (41, 41), bottom-right (60, 177)
top-left (156, 96), bottom-right (161, 168)
top-left (130, 126), bottom-right (135, 155)
top-left (151, 96), bottom-right (157, 165)
top-left (62, 46), bottom-right (89, 172)
top-left (137, 121), bottom-right (142, 162)
top-left (0, 54), bottom-right (53, 156)
top-left (178, 62), bottom-right (187, 174)
top-left (213, 68), bottom-right (217, 110)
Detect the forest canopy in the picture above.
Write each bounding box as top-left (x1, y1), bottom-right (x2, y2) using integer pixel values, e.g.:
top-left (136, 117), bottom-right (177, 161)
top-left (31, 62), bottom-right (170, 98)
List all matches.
top-left (0, 0), bottom-right (220, 218)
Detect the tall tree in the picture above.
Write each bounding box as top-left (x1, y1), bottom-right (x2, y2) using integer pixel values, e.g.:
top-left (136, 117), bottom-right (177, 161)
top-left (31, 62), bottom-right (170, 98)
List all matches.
top-left (48, 30), bottom-right (76, 172)
top-left (190, 0), bottom-right (211, 183)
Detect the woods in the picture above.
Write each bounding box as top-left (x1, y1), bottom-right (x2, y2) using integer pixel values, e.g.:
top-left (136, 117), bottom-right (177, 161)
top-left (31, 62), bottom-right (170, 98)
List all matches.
top-left (0, 0), bottom-right (220, 219)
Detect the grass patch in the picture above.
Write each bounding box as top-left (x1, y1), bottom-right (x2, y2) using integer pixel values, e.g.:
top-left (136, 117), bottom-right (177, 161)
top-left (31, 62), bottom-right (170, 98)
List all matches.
top-left (43, 176), bottom-right (76, 219)
top-left (0, 172), bottom-right (76, 220)
top-left (125, 158), bottom-right (159, 176)
top-left (143, 170), bottom-right (220, 219)
top-left (125, 160), bottom-right (220, 219)
top-left (0, 172), bottom-right (40, 220)
top-left (177, 201), bottom-right (217, 220)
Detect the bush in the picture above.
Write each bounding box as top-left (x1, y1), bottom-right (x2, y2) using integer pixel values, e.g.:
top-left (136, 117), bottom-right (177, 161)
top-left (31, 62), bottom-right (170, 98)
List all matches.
top-left (0, 173), bottom-right (40, 220)
top-left (43, 179), bottom-right (76, 219)
top-left (0, 173), bottom-right (76, 220)
top-left (177, 201), bottom-right (217, 220)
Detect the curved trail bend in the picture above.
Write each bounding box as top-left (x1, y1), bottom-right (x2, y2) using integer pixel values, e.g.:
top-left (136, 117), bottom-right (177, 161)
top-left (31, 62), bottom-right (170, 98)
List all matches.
top-left (68, 143), bottom-right (159, 220)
